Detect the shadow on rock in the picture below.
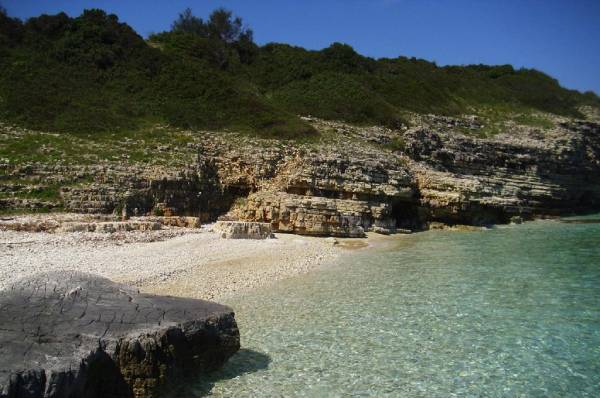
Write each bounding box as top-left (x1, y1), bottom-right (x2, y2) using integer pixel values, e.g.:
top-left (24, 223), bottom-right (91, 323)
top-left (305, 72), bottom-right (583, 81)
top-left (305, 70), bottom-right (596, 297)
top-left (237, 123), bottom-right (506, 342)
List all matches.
top-left (165, 349), bottom-right (271, 397)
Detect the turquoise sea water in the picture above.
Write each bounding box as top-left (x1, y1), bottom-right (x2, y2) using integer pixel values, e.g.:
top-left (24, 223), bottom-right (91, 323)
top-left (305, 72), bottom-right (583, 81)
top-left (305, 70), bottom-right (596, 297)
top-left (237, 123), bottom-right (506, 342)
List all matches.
top-left (193, 218), bottom-right (600, 397)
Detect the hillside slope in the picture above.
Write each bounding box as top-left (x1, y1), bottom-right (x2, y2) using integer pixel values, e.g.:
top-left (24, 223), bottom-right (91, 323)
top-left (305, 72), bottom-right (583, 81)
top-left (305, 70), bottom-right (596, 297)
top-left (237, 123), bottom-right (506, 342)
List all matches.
top-left (1, 8), bottom-right (599, 138)
top-left (0, 9), bottom-right (313, 139)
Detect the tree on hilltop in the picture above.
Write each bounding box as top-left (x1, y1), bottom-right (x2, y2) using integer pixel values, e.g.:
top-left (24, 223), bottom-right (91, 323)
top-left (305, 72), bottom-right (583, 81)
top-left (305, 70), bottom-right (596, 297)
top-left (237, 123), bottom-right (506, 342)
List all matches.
top-left (171, 7), bottom-right (253, 45)
top-left (168, 7), bottom-right (256, 65)
top-left (171, 7), bottom-right (207, 36)
top-left (206, 8), bottom-right (252, 44)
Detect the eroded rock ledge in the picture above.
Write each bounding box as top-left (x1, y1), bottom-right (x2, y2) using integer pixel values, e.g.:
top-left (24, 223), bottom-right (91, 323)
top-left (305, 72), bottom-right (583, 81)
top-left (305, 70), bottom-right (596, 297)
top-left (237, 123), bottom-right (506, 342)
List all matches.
top-left (0, 272), bottom-right (240, 398)
top-left (2, 118), bottom-right (599, 237)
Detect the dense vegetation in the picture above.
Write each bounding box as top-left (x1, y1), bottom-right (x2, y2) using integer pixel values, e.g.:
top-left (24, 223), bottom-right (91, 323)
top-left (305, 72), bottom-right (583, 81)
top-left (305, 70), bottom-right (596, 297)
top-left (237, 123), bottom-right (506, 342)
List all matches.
top-left (0, 8), bottom-right (312, 138)
top-left (0, 7), bottom-right (599, 139)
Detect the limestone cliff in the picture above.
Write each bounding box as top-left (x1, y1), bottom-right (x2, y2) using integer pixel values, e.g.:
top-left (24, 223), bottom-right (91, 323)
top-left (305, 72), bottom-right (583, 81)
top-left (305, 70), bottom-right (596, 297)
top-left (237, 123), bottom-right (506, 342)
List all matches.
top-left (405, 121), bottom-right (600, 225)
top-left (2, 116), bottom-right (599, 237)
top-left (216, 118), bottom-right (600, 235)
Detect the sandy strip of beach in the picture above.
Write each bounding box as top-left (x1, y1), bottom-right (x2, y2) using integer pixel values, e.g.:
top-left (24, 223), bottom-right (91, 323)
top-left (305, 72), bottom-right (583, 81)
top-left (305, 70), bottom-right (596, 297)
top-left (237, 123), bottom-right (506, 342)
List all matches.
top-left (0, 225), bottom-right (354, 300)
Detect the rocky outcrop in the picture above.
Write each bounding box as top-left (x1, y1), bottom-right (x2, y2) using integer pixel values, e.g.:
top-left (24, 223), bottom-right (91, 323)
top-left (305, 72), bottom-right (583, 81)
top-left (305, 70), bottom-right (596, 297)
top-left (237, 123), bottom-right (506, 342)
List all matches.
top-left (0, 272), bottom-right (240, 398)
top-left (213, 221), bottom-right (274, 239)
top-left (0, 198), bottom-right (62, 213)
top-left (405, 121), bottom-right (600, 224)
top-left (57, 221), bottom-right (162, 233)
top-left (238, 192), bottom-right (378, 237)
top-left (211, 133), bottom-right (418, 236)
top-left (60, 168), bottom-right (229, 220)
top-left (0, 215), bottom-right (200, 233)
top-left (234, 120), bottom-right (600, 232)
top-left (2, 118), bottom-right (599, 237)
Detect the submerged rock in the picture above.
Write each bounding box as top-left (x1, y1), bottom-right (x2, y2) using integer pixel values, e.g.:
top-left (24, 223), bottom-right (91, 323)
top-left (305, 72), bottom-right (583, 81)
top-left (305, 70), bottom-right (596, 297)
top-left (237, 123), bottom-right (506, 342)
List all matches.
top-left (0, 272), bottom-right (240, 398)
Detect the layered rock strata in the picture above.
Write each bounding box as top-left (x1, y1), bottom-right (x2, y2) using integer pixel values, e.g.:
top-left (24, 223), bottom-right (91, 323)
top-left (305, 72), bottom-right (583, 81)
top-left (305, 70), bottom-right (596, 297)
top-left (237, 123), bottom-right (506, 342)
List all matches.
top-left (0, 272), bottom-right (240, 398)
top-left (405, 121), bottom-right (600, 224)
top-left (237, 192), bottom-right (379, 237)
top-left (233, 120), bottom-right (600, 232)
top-left (2, 118), bottom-right (599, 236)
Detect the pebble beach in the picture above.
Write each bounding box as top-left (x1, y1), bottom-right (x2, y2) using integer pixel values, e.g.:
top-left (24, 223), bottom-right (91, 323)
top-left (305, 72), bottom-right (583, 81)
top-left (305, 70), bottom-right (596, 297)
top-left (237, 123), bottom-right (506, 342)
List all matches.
top-left (0, 216), bottom-right (342, 300)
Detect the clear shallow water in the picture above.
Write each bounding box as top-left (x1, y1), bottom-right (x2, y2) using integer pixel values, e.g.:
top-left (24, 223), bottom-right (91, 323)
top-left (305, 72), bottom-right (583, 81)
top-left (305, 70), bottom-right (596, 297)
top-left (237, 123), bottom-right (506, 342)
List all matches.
top-left (191, 219), bottom-right (600, 397)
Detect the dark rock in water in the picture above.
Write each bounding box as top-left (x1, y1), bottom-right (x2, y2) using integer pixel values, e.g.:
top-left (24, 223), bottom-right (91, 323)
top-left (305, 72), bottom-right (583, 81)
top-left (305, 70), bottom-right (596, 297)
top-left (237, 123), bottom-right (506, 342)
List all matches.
top-left (0, 272), bottom-right (240, 398)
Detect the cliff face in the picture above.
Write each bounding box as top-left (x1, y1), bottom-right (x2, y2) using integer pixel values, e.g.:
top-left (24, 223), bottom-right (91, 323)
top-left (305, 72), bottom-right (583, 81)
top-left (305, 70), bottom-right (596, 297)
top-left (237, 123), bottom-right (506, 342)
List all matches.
top-left (406, 121), bottom-right (600, 225)
top-left (2, 118), bottom-right (599, 237)
top-left (229, 119), bottom-right (600, 235)
top-left (232, 146), bottom-right (415, 237)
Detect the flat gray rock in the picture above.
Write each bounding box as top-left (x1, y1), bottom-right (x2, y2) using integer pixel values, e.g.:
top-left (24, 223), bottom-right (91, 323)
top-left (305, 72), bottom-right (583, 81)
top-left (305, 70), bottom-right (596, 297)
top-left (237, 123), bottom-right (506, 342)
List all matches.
top-left (0, 272), bottom-right (240, 398)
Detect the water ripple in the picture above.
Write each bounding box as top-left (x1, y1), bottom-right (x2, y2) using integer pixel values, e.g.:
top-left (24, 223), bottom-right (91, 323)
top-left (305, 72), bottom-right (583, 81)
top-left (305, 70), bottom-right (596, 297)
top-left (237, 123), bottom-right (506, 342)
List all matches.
top-left (197, 219), bottom-right (600, 397)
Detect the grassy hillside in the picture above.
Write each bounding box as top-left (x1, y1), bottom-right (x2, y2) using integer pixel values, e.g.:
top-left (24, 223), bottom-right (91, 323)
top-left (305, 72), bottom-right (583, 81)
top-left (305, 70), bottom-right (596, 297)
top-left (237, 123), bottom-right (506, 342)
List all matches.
top-left (0, 8), bottom-right (599, 139)
top-left (247, 42), bottom-right (600, 124)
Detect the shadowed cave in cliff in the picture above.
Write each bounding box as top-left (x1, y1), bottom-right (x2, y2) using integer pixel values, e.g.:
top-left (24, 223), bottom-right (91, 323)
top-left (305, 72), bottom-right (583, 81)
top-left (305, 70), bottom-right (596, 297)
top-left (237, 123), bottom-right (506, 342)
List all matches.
top-left (390, 200), bottom-right (423, 231)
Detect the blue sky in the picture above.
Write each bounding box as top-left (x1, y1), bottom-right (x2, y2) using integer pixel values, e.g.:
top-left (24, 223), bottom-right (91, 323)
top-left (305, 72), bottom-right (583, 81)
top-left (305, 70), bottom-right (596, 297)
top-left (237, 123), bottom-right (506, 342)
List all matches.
top-left (3, 0), bottom-right (600, 94)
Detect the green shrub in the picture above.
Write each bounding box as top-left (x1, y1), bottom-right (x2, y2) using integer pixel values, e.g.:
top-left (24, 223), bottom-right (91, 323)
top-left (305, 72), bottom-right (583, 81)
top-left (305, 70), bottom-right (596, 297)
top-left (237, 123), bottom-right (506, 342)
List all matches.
top-left (383, 137), bottom-right (407, 152)
top-left (513, 114), bottom-right (554, 129)
top-left (0, 7), bottom-right (598, 141)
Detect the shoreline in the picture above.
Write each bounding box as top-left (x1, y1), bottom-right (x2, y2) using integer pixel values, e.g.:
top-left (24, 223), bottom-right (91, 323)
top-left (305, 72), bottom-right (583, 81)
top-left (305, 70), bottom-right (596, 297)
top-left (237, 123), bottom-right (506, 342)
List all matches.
top-left (1, 217), bottom-right (383, 300)
top-left (3, 213), bottom-right (585, 301)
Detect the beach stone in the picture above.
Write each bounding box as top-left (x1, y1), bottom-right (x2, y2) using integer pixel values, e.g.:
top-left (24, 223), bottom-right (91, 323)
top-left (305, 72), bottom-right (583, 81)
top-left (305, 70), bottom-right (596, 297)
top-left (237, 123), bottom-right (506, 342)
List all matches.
top-left (213, 221), bottom-right (274, 239)
top-left (510, 216), bottom-right (524, 224)
top-left (0, 272), bottom-right (240, 398)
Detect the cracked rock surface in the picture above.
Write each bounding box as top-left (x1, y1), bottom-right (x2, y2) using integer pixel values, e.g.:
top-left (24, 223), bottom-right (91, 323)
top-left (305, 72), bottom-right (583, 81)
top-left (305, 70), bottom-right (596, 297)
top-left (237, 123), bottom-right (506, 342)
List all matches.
top-left (0, 271), bottom-right (240, 398)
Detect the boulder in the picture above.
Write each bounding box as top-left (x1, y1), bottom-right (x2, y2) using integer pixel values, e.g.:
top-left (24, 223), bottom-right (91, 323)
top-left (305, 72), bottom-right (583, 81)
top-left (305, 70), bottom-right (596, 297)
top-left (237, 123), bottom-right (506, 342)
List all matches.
top-left (213, 221), bottom-right (274, 239)
top-left (237, 192), bottom-right (369, 238)
top-left (0, 272), bottom-right (240, 398)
